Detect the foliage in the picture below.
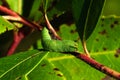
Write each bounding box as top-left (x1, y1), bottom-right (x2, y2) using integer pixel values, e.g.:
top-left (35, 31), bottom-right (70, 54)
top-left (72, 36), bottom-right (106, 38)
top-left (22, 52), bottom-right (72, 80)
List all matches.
top-left (0, 16), bottom-right (15, 34)
top-left (0, 0), bottom-right (120, 80)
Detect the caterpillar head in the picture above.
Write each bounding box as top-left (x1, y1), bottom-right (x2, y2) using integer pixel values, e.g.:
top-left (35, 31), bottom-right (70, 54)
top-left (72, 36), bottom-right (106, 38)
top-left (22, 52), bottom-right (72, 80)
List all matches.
top-left (41, 27), bottom-right (51, 40)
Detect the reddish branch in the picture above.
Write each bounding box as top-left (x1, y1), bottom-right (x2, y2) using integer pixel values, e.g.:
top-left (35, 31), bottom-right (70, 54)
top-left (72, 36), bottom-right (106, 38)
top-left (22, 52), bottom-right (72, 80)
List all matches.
top-left (0, 5), bottom-right (120, 80)
top-left (0, 5), bottom-right (42, 30)
top-left (71, 52), bottom-right (120, 79)
top-left (7, 27), bottom-right (32, 56)
top-left (7, 30), bottom-right (24, 56)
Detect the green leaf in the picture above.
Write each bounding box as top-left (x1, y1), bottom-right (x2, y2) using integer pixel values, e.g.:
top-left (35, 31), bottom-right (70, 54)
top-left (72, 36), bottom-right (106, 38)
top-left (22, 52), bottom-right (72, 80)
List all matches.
top-left (72, 0), bottom-right (105, 41)
top-left (6, 0), bottom-right (22, 14)
top-left (0, 1), bottom-right (2, 5)
top-left (27, 59), bottom-right (65, 80)
top-left (87, 16), bottom-right (120, 52)
top-left (45, 51), bottom-right (120, 80)
top-left (0, 16), bottom-right (15, 34)
top-left (103, 0), bottom-right (120, 15)
top-left (0, 50), bottom-right (48, 80)
top-left (28, 0), bottom-right (42, 19)
top-left (42, 0), bottom-right (50, 12)
top-left (43, 0), bottom-right (71, 21)
top-left (25, 0), bottom-right (72, 23)
top-left (59, 24), bottom-right (83, 52)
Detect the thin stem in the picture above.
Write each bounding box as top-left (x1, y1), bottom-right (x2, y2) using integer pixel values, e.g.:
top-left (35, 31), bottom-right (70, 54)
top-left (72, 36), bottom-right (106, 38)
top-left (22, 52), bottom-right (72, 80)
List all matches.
top-left (44, 13), bottom-right (61, 40)
top-left (70, 52), bottom-right (120, 80)
top-left (82, 41), bottom-right (90, 57)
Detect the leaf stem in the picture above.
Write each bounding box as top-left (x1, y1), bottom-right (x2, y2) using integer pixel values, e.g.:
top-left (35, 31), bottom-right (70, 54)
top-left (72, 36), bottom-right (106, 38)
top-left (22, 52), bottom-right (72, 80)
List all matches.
top-left (82, 41), bottom-right (90, 57)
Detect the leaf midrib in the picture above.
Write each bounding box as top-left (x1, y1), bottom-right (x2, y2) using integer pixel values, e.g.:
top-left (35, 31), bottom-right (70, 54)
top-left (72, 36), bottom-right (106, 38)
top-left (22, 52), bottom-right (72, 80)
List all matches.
top-left (0, 52), bottom-right (41, 78)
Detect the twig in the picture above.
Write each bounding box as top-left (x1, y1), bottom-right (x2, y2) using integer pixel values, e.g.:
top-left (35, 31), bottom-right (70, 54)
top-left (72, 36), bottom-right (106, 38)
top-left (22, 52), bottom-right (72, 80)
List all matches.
top-left (0, 5), bottom-right (42, 30)
top-left (7, 27), bottom-right (32, 56)
top-left (44, 13), bottom-right (61, 40)
top-left (82, 41), bottom-right (90, 57)
top-left (7, 31), bottom-right (24, 56)
top-left (70, 52), bottom-right (120, 80)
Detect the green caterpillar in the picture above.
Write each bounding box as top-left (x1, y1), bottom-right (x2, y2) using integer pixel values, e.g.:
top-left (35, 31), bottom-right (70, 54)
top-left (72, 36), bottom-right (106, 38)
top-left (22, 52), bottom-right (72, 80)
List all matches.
top-left (41, 27), bottom-right (78, 52)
